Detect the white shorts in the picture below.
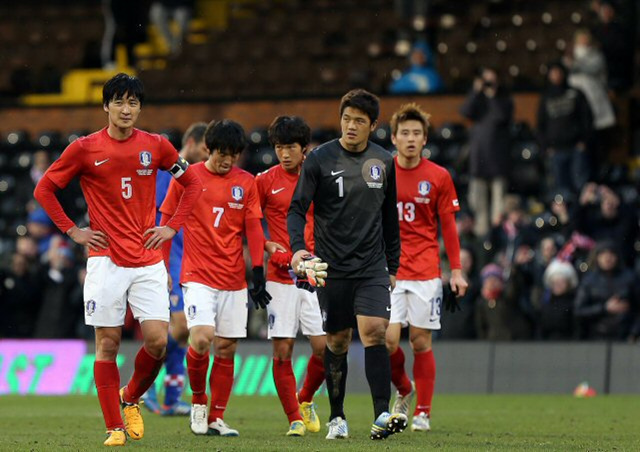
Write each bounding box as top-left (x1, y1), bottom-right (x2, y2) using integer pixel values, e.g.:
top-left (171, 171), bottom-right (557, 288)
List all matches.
top-left (83, 256), bottom-right (170, 327)
top-left (390, 279), bottom-right (443, 330)
top-left (182, 282), bottom-right (248, 338)
top-left (266, 281), bottom-right (325, 339)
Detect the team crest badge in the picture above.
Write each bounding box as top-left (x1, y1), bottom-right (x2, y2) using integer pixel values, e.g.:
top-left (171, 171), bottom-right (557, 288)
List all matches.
top-left (370, 165), bottom-right (382, 181)
top-left (139, 151), bottom-right (152, 167)
top-left (231, 186), bottom-right (244, 201)
top-left (418, 181), bottom-right (431, 196)
top-left (85, 299), bottom-right (96, 316)
top-left (187, 305), bottom-right (197, 320)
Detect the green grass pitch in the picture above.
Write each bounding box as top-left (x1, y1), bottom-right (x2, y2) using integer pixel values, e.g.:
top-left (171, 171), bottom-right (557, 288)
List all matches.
top-left (1, 394), bottom-right (639, 451)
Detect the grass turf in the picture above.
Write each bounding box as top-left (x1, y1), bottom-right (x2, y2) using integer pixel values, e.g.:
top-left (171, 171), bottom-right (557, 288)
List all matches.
top-left (0, 394), bottom-right (638, 451)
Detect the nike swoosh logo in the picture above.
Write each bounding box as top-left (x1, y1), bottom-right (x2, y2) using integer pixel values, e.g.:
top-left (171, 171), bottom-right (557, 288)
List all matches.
top-left (271, 188), bottom-right (285, 194)
top-left (94, 158), bottom-right (110, 166)
top-left (386, 306), bottom-right (392, 312)
top-left (331, 170), bottom-right (344, 176)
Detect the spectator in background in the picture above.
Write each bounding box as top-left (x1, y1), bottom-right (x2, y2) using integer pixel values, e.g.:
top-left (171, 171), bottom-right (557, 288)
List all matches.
top-left (440, 246), bottom-right (479, 339)
top-left (389, 41), bottom-right (444, 94)
top-left (26, 208), bottom-right (56, 256)
top-left (456, 208), bottom-right (487, 270)
top-left (537, 62), bottom-right (593, 196)
top-left (0, 252), bottom-right (42, 337)
top-left (574, 242), bottom-right (636, 340)
top-left (33, 237), bottom-right (79, 338)
top-left (460, 67), bottom-right (513, 236)
top-left (30, 150), bottom-right (50, 186)
top-left (101, 0), bottom-right (150, 68)
top-left (475, 263), bottom-right (532, 341)
top-left (539, 259), bottom-right (579, 340)
top-left (574, 183), bottom-right (638, 266)
top-left (591, 0), bottom-right (634, 92)
top-left (150, 0), bottom-right (194, 56)
top-left (487, 195), bottom-right (536, 270)
top-left (565, 29), bottom-right (615, 173)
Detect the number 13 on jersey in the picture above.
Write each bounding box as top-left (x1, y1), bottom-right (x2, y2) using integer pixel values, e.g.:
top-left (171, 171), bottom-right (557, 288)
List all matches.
top-left (397, 202), bottom-right (415, 222)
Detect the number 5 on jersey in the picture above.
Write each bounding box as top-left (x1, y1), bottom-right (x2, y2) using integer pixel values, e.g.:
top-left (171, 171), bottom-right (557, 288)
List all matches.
top-left (121, 177), bottom-right (132, 199)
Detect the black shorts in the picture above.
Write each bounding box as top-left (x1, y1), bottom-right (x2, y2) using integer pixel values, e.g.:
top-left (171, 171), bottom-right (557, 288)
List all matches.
top-left (316, 277), bottom-right (391, 333)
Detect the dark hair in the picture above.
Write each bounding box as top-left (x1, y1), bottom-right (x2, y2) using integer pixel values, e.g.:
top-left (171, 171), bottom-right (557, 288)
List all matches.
top-left (182, 122), bottom-right (208, 148)
top-left (390, 102), bottom-right (431, 135)
top-left (102, 73), bottom-right (144, 106)
top-left (268, 116), bottom-right (311, 148)
top-left (204, 119), bottom-right (247, 155)
top-left (339, 89), bottom-right (380, 123)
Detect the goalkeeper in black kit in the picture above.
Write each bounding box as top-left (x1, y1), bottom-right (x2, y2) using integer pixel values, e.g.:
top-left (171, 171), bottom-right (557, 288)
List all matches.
top-left (287, 89), bottom-right (405, 440)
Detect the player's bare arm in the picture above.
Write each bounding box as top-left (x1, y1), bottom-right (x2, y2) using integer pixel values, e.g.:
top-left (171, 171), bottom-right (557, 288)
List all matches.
top-left (449, 269), bottom-right (468, 297)
top-left (67, 225), bottom-right (109, 251)
top-left (143, 225), bottom-right (177, 250)
top-left (265, 240), bottom-right (286, 255)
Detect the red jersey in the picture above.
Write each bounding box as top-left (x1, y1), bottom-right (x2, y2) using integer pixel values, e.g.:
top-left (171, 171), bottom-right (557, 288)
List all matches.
top-left (255, 164), bottom-right (314, 284)
top-left (395, 157), bottom-right (460, 280)
top-left (160, 163), bottom-right (262, 291)
top-left (44, 128), bottom-right (180, 267)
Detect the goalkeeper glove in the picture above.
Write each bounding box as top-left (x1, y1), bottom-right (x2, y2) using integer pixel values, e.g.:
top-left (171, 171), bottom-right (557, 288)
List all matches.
top-left (270, 250), bottom-right (292, 269)
top-left (443, 286), bottom-right (462, 313)
top-left (296, 254), bottom-right (328, 288)
top-left (288, 268), bottom-right (315, 293)
top-left (249, 267), bottom-right (271, 309)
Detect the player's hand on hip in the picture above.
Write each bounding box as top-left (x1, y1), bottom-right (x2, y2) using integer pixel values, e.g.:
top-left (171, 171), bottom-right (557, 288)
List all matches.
top-left (264, 240), bottom-right (287, 255)
top-left (67, 226), bottom-right (108, 251)
top-left (143, 226), bottom-right (177, 250)
top-left (294, 253), bottom-right (328, 288)
top-left (390, 274), bottom-right (397, 291)
top-left (249, 266), bottom-right (271, 309)
top-left (449, 269), bottom-right (468, 297)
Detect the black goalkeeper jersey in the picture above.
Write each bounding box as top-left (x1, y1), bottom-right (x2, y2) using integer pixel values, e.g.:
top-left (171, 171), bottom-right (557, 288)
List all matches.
top-left (287, 138), bottom-right (400, 279)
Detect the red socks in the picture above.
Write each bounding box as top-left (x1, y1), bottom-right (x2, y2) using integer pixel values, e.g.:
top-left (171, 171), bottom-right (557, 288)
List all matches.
top-left (94, 360), bottom-right (125, 430)
top-left (297, 354), bottom-right (325, 404)
top-left (390, 347), bottom-right (413, 396)
top-left (187, 346), bottom-right (210, 406)
top-left (208, 356), bottom-right (234, 423)
top-left (273, 358), bottom-right (303, 423)
top-left (413, 349), bottom-right (436, 416)
top-left (122, 346), bottom-right (164, 404)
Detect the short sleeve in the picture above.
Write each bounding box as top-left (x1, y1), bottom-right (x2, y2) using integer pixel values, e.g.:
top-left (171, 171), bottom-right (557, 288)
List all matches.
top-left (159, 177), bottom-right (184, 216)
top-left (437, 170), bottom-right (460, 215)
top-left (157, 136), bottom-right (180, 171)
top-left (45, 140), bottom-right (85, 189)
top-left (244, 178), bottom-right (263, 220)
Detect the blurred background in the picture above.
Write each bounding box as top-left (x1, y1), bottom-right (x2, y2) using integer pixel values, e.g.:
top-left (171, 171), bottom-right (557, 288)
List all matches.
top-left (0, 0), bottom-right (639, 349)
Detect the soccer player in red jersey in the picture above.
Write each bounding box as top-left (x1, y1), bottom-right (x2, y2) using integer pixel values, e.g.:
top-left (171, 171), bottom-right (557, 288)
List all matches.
top-left (255, 116), bottom-right (326, 436)
top-left (33, 73), bottom-right (202, 446)
top-left (385, 103), bottom-right (468, 432)
top-left (160, 119), bottom-right (271, 437)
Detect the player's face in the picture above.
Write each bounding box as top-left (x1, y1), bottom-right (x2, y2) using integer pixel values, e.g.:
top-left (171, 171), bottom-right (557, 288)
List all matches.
top-left (275, 143), bottom-right (306, 173)
top-left (208, 149), bottom-right (239, 175)
top-left (104, 94), bottom-right (141, 130)
top-left (392, 120), bottom-right (426, 159)
top-left (340, 107), bottom-right (375, 149)
top-left (184, 139), bottom-right (209, 164)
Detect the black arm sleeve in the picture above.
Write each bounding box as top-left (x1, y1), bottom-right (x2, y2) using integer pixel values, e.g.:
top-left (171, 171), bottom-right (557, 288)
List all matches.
top-left (382, 160), bottom-right (401, 275)
top-left (287, 153), bottom-right (318, 254)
